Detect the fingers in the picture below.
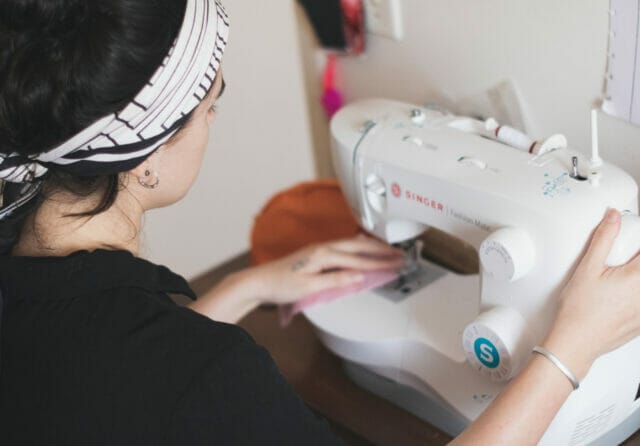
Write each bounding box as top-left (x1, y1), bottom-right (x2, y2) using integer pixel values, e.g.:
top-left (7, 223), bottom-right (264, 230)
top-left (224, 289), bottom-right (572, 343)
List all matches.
top-left (624, 250), bottom-right (640, 271)
top-left (580, 209), bottom-right (621, 273)
top-left (326, 234), bottom-right (403, 257)
top-left (286, 235), bottom-right (402, 279)
top-left (312, 247), bottom-right (404, 272)
top-left (306, 270), bottom-right (365, 294)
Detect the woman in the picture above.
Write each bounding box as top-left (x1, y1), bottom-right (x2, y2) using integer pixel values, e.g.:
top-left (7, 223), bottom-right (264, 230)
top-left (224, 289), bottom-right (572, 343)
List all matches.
top-left (0, 0), bottom-right (638, 445)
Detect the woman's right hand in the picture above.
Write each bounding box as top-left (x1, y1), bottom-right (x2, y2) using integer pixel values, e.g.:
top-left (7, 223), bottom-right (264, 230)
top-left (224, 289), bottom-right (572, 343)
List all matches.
top-left (543, 209), bottom-right (640, 379)
top-left (452, 209), bottom-right (640, 446)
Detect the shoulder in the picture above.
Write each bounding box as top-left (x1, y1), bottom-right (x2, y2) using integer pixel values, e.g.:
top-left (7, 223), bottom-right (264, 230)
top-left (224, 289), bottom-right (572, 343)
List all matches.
top-left (96, 284), bottom-right (256, 355)
top-left (168, 327), bottom-right (341, 445)
top-left (109, 289), bottom-right (340, 444)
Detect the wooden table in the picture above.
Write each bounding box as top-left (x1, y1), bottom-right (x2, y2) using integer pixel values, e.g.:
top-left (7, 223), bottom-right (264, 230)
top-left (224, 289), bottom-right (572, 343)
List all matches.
top-left (239, 305), bottom-right (453, 445)
top-left (191, 245), bottom-right (640, 445)
top-left (235, 305), bottom-right (640, 446)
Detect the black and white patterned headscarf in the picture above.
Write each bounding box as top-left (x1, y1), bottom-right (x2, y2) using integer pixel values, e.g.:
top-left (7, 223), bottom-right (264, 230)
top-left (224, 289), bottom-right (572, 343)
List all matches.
top-left (0, 0), bottom-right (229, 221)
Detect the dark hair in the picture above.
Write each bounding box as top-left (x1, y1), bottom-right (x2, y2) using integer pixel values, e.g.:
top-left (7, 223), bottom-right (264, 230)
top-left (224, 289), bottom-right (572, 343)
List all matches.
top-left (0, 0), bottom-right (188, 247)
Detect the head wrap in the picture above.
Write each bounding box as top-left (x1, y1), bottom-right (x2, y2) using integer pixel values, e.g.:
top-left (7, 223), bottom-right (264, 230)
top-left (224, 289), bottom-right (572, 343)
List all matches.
top-left (0, 0), bottom-right (229, 221)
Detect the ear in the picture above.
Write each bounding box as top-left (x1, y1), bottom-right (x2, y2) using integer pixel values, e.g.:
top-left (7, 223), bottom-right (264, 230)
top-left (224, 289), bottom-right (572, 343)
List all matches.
top-left (128, 160), bottom-right (151, 182)
top-left (129, 149), bottom-right (161, 182)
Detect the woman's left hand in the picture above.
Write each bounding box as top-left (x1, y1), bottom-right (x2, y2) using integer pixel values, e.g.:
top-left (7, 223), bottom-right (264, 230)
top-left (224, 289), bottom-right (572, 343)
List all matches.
top-left (251, 234), bottom-right (404, 305)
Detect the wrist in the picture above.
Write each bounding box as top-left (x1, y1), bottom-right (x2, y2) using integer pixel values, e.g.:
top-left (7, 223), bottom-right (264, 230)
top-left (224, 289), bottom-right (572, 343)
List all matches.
top-left (541, 327), bottom-right (595, 381)
top-left (188, 268), bottom-right (262, 323)
top-left (245, 262), bottom-right (284, 303)
top-left (224, 267), bottom-right (264, 308)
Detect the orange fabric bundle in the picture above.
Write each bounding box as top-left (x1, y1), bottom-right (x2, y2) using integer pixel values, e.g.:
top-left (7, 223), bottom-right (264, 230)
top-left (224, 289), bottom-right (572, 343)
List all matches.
top-left (251, 180), bottom-right (360, 265)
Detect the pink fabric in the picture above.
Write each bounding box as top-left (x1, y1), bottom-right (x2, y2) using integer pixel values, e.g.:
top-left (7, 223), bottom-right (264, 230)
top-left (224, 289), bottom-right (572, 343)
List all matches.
top-left (279, 270), bottom-right (398, 326)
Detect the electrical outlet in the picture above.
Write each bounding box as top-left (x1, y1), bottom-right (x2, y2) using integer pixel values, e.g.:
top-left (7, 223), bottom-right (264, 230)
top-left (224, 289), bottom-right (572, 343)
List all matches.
top-left (363, 0), bottom-right (404, 41)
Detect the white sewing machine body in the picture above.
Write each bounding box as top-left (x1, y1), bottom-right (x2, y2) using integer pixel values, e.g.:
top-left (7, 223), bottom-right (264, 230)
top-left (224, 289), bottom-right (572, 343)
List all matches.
top-left (304, 98), bottom-right (640, 445)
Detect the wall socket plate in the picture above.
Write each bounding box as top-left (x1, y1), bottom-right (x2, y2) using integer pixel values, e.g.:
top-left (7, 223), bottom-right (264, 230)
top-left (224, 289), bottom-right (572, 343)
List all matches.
top-left (363, 0), bottom-right (404, 41)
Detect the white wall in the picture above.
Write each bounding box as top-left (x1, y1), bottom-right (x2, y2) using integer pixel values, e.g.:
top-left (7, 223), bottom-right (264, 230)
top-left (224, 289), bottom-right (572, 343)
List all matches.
top-left (143, 0), bottom-right (640, 279)
top-left (304, 0), bottom-right (640, 183)
top-left (142, 0), bottom-right (316, 279)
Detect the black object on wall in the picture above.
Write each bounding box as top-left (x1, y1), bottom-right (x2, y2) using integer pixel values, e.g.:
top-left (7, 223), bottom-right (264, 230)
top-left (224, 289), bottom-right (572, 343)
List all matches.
top-left (297, 0), bottom-right (347, 50)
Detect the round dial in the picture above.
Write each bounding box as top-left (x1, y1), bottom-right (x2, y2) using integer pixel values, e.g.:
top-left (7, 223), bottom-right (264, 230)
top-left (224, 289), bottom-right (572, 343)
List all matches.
top-left (480, 227), bottom-right (535, 282)
top-left (462, 307), bottom-right (531, 382)
top-left (606, 214), bottom-right (640, 267)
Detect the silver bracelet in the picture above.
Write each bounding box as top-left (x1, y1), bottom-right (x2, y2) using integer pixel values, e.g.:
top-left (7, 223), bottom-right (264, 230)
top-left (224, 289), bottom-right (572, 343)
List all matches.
top-left (532, 346), bottom-right (580, 390)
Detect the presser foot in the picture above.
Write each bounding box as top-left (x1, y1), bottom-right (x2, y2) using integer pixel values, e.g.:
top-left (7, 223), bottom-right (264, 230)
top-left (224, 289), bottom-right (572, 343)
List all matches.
top-left (376, 258), bottom-right (447, 303)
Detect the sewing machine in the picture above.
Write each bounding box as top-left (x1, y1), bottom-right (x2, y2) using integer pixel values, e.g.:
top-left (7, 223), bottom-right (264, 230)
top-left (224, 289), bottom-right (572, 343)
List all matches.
top-left (303, 98), bottom-right (640, 445)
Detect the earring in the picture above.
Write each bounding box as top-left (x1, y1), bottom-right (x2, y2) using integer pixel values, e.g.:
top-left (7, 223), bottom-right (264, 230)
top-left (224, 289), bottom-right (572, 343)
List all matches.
top-left (138, 169), bottom-right (160, 189)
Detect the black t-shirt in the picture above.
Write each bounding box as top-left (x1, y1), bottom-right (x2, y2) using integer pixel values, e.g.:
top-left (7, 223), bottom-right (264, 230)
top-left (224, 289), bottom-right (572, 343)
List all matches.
top-left (0, 250), bottom-right (340, 445)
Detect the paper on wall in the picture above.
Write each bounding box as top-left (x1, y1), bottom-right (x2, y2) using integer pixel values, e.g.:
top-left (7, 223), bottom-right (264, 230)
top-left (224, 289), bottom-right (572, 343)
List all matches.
top-left (603, 0), bottom-right (640, 124)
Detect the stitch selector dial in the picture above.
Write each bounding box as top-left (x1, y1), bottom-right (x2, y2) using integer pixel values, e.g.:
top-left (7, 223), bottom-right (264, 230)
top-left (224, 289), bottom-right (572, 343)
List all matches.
top-left (463, 306), bottom-right (531, 382)
top-left (479, 227), bottom-right (535, 282)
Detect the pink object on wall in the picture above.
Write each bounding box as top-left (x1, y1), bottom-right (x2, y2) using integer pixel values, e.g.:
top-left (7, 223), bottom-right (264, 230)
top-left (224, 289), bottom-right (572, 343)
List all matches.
top-left (321, 55), bottom-right (344, 118)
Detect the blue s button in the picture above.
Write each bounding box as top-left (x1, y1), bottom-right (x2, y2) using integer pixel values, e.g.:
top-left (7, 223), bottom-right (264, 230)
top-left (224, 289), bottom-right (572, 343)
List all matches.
top-left (474, 337), bottom-right (500, 369)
